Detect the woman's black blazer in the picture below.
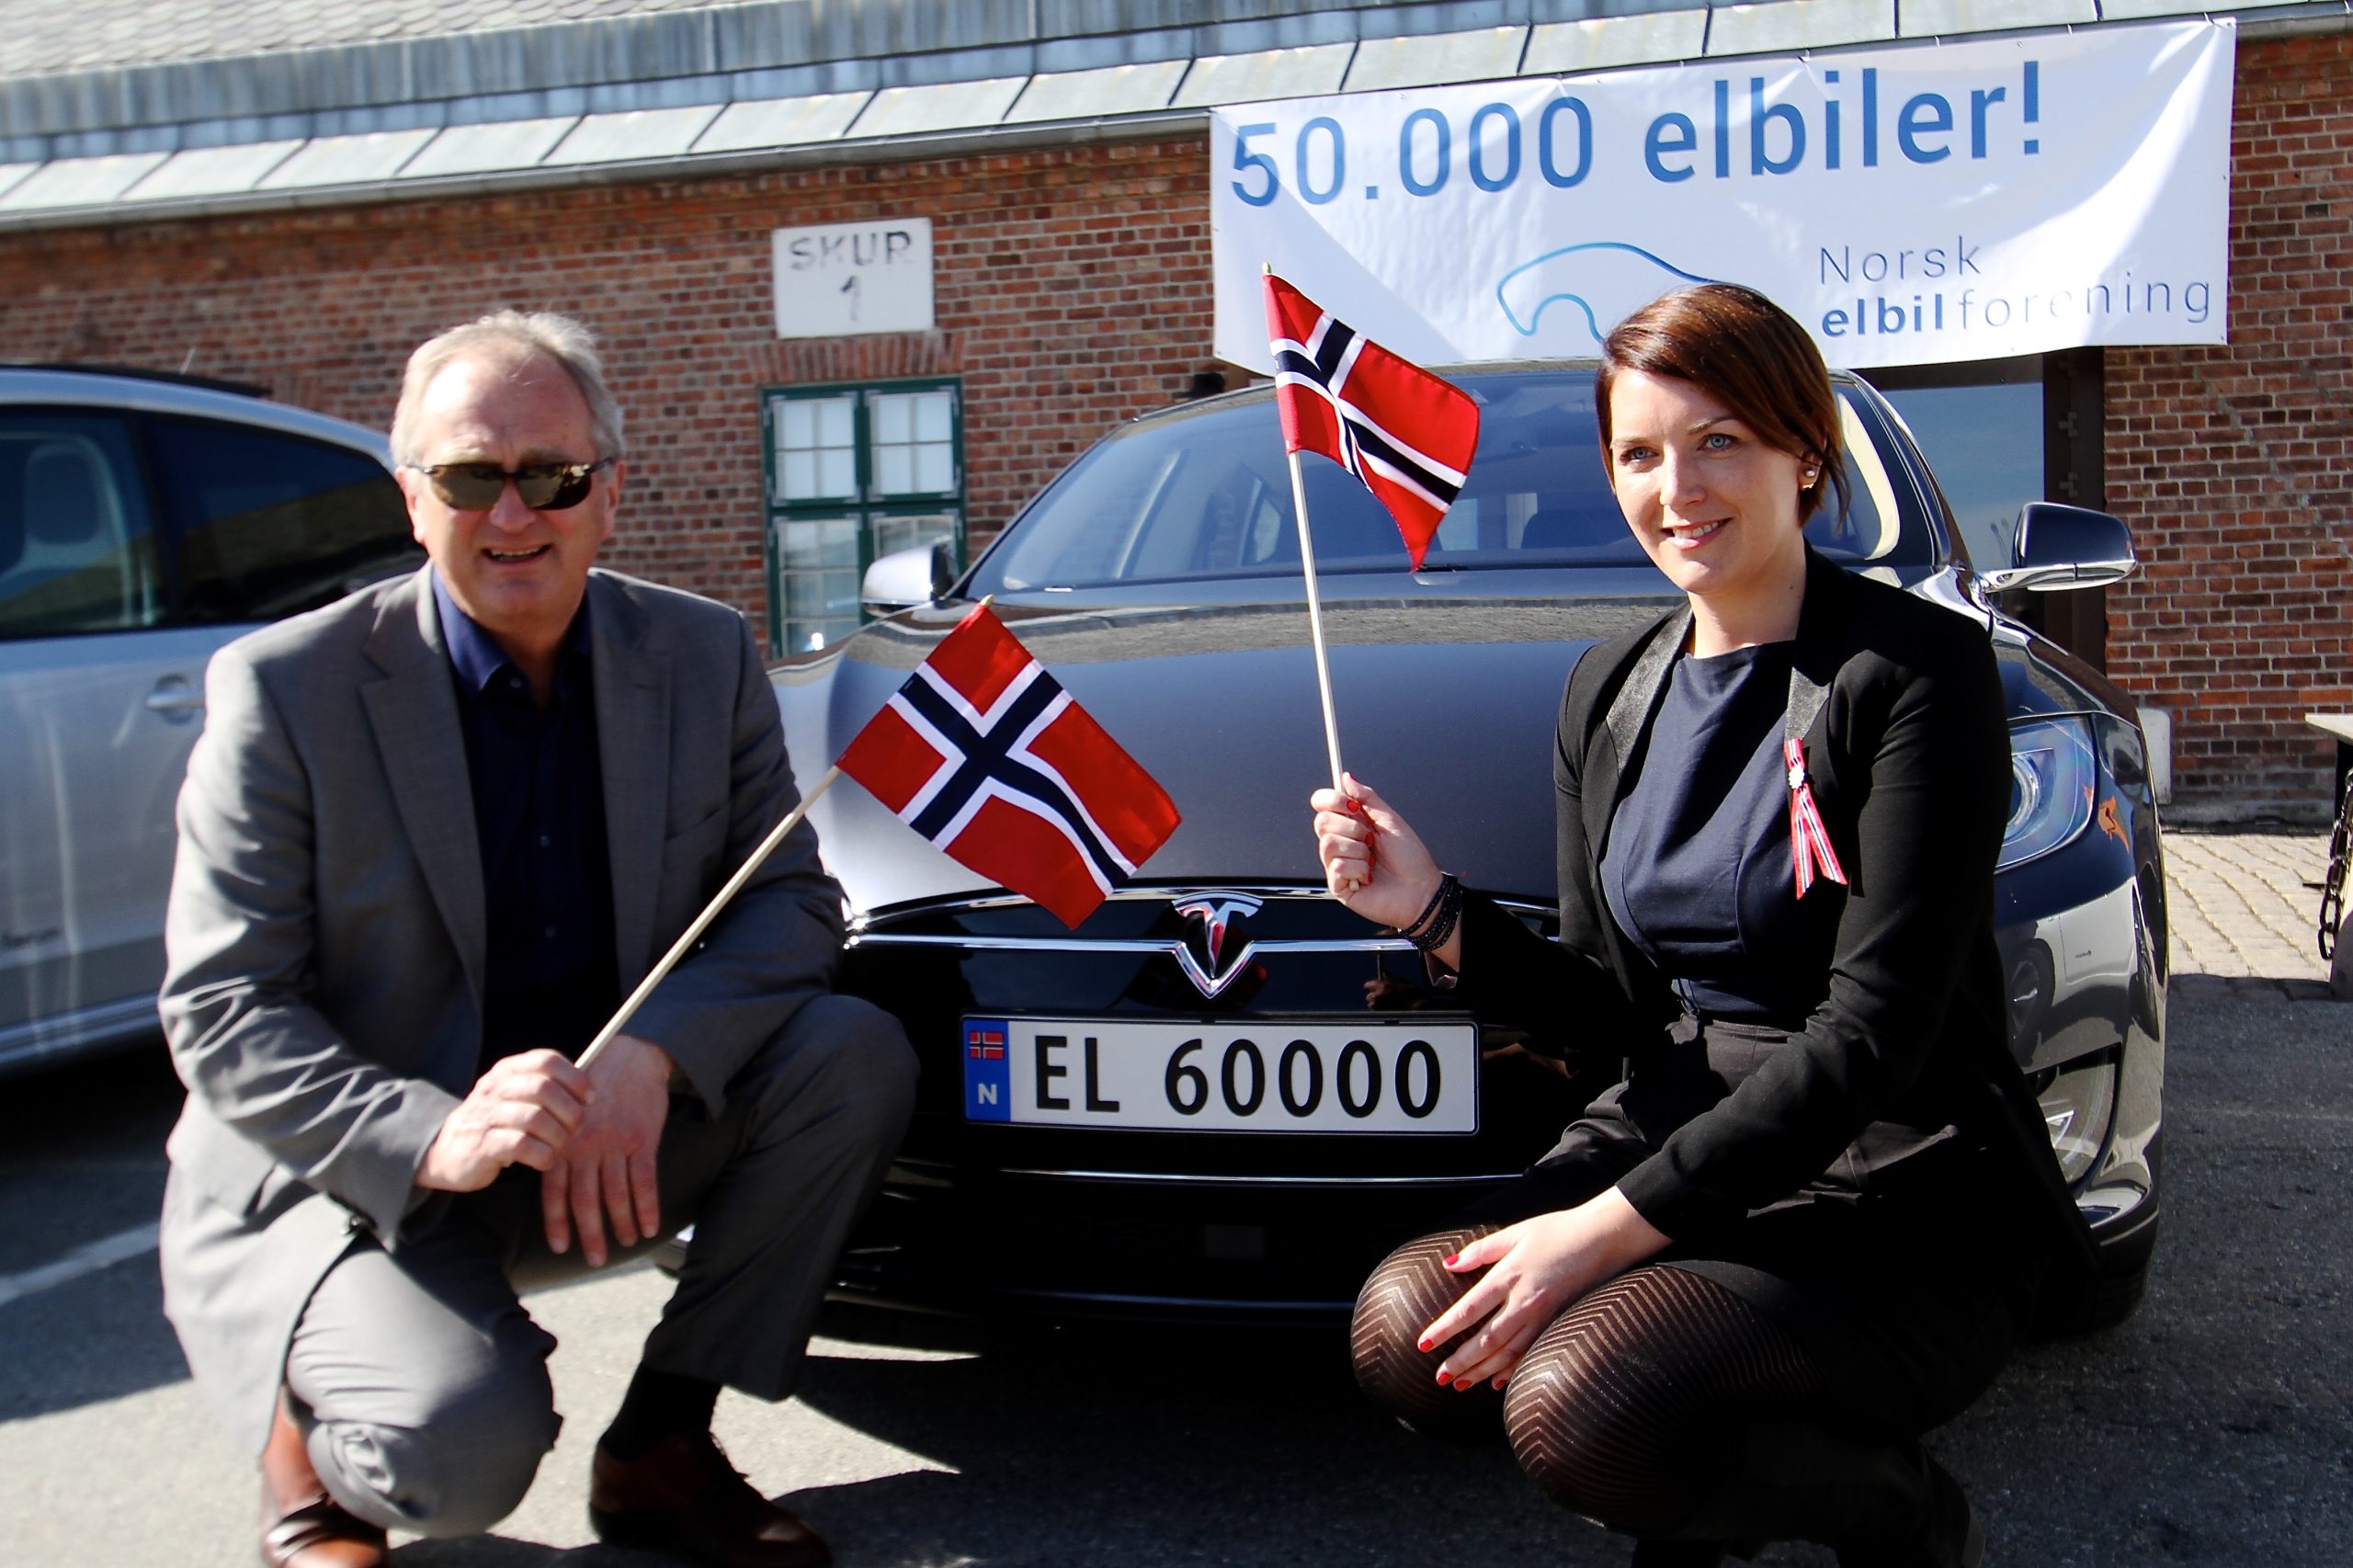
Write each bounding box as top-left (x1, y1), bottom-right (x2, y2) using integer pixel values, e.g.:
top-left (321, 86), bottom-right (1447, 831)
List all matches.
top-left (1454, 548), bottom-right (2097, 1297)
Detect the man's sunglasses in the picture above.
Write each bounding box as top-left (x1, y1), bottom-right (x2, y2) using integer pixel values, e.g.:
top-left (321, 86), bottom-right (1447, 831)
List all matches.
top-left (407, 459), bottom-right (612, 512)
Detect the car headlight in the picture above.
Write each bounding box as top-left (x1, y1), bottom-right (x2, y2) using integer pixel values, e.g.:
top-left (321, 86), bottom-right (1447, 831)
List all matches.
top-left (1999, 716), bottom-right (2098, 872)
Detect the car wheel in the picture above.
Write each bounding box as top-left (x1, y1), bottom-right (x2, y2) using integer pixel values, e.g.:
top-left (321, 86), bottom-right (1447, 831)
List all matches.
top-left (2069, 1212), bottom-right (2159, 1334)
top-left (2078, 1249), bottom-right (2154, 1331)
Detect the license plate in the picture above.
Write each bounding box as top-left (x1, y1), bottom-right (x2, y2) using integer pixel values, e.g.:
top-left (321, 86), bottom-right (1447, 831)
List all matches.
top-left (961, 1017), bottom-right (1478, 1133)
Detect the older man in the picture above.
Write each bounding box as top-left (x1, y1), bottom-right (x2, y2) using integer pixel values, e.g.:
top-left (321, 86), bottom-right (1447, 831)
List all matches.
top-left (158, 311), bottom-right (914, 1568)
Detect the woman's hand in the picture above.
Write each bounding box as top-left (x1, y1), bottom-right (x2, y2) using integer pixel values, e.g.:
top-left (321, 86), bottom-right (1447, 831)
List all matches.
top-left (1309, 772), bottom-right (1443, 931)
top-left (1417, 1187), bottom-right (1671, 1390)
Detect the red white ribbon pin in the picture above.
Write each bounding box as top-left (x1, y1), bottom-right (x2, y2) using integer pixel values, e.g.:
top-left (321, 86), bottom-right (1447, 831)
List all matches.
top-left (1784, 738), bottom-right (1848, 899)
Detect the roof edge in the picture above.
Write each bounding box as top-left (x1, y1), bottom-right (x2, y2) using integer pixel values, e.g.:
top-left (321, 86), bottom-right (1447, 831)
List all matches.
top-left (0, 108), bottom-right (1211, 236)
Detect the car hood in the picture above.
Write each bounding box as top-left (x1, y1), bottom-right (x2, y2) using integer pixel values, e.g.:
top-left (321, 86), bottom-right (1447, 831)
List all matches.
top-left (776, 592), bottom-right (1684, 915)
top-left (773, 578), bottom-right (2124, 919)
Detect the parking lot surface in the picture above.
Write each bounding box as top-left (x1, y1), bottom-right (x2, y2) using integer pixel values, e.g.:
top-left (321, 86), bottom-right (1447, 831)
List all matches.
top-left (0, 830), bottom-right (2344, 1567)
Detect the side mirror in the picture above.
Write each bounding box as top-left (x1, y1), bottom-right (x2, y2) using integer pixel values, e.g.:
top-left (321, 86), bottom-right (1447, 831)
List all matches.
top-left (1977, 503), bottom-right (2138, 594)
top-left (859, 539), bottom-right (959, 617)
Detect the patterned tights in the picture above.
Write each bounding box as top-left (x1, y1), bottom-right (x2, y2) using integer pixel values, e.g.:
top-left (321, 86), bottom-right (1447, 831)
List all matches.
top-left (1351, 1225), bottom-right (1825, 1539)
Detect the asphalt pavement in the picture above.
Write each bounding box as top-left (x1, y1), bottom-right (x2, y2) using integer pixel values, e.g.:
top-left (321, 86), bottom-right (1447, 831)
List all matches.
top-left (0, 830), bottom-right (2345, 1567)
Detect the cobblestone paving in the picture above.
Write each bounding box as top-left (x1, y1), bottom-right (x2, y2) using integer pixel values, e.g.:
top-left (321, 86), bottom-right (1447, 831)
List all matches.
top-left (2164, 831), bottom-right (2341, 1002)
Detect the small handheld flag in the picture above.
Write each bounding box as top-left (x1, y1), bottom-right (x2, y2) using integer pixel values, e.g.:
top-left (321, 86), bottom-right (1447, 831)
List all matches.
top-left (1263, 272), bottom-right (1481, 572)
top-left (575, 606), bottom-right (1175, 1065)
top-left (835, 603), bottom-right (1182, 928)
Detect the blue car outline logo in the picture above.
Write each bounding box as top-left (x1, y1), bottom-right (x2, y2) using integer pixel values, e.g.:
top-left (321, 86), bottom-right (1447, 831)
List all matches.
top-left (1495, 243), bottom-right (1714, 346)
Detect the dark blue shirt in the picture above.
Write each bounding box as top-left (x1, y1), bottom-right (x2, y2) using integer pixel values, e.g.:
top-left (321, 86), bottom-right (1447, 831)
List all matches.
top-left (433, 573), bottom-right (620, 1066)
top-left (1600, 641), bottom-right (1837, 1025)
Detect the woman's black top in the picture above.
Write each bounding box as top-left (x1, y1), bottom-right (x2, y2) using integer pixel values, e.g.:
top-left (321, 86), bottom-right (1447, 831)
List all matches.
top-left (1600, 642), bottom-right (1826, 1025)
top-left (1449, 551), bottom-right (2097, 1309)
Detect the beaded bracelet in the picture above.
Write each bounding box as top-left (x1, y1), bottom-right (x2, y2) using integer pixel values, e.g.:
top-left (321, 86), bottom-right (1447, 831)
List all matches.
top-left (1402, 873), bottom-right (1450, 938)
top-left (1405, 873), bottom-right (1462, 953)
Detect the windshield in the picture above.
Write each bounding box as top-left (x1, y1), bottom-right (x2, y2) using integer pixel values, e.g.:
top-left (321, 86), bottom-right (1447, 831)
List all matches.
top-left (975, 369), bottom-right (1924, 594)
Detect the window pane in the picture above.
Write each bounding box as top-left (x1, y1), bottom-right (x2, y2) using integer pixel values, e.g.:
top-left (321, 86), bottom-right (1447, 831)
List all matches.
top-left (1873, 380), bottom-right (2043, 571)
top-left (785, 568), bottom-right (853, 616)
top-left (150, 417), bottom-right (415, 624)
top-left (773, 395), bottom-right (860, 500)
top-left (776, 517), bottom-right (860, 653)
top-left (0, 415), bottom-right (164, 638)
top-left (914, 443), bottom-right (954, 494)
top-left (865, 389), bottom-right (957, 499)
top-left (972, 371), bottom-right (1922, 595)
top-left (1434, 495), bottom-right (1482, 552)
top-left (872, 512), bottom-right (957, 561)
top-left (818, 449), bottom-right (858, 498)
top-left (779, 517), bottom-right (857, 570)
top-left (767, 381), bottom-right (962, 648)
top-left (915, 392), bottom-right (953, 444)
top-left (781, 617), bottom-right (857, 655)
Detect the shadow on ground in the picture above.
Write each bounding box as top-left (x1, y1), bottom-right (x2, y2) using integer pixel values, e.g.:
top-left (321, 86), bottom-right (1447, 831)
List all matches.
top-left (395, 1310), bottom-right (1599, 1568)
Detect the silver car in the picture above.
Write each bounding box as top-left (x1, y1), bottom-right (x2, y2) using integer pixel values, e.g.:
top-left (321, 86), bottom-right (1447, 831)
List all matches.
top-left (0, 367), bottom-right (415, 1075)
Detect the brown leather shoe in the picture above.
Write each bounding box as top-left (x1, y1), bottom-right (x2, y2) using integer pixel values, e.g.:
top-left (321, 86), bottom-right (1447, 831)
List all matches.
top-left (589, 1431), bottom-right (830, 1568)
top-left (260, 1398), bottom-right (388, 1568)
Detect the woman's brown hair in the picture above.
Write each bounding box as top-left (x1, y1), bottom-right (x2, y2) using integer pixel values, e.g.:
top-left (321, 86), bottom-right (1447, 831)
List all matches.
top-left (1596, 282), bottom-right (1848, 525)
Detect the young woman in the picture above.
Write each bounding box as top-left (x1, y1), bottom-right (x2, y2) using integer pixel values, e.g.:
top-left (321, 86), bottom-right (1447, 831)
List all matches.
top-left (1309, 283), bottom-right (2093, 1567)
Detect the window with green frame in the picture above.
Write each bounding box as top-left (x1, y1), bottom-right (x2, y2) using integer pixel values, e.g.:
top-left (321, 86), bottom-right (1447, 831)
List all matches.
top-left (761, 378), bottom-right (964, 654)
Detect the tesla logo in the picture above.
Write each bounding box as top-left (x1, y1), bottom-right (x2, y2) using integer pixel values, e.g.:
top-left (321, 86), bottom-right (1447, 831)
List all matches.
top-left (1171, 892), bottom-right (1263, 998)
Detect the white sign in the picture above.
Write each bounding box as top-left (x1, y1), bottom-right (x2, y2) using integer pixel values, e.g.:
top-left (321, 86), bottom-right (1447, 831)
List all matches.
top-left (1211, 21), bottom-right (2234, 370)
top-left (772, 218), bottom-right (934, 338)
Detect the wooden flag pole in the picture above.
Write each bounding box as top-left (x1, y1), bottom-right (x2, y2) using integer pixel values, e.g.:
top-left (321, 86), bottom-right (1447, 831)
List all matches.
top-left (577, 764), bottom-right (843, 1071)
top-left (1267, 265), bottom-right (1347, 799)
top-left (1284, 443), bottom-right (1347, 798)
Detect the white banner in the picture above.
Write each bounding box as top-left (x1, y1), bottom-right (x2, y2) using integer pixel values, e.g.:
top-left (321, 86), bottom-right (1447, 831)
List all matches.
top-left (1211, 21), bottom-right (2234, 371)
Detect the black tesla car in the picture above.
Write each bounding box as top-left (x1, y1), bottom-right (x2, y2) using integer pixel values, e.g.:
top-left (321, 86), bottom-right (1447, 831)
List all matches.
top-left (772, 364), bottom-right (2165, 1333)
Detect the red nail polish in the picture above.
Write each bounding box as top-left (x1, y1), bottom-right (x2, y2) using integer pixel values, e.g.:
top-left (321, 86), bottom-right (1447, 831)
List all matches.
top-left (1415, 1337), bottom-right (1434, 1352)
top-left (1441, 1253), bottom-right (1460, 1267)
top-left (1434, 1369), bottom-right (1452, 1386)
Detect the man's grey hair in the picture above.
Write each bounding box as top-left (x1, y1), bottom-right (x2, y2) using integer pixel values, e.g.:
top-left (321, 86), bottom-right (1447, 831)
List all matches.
top-left (390, 309), bottom-right (626, 466)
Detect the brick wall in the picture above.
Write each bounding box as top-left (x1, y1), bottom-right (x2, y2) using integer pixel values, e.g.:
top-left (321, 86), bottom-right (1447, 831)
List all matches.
top-left (4, 37), bottom-right (2343, 811)
top-left (2106, 31), bottom-right (2353, 817)
top-left (0, 136), bottom-right (1217, 642)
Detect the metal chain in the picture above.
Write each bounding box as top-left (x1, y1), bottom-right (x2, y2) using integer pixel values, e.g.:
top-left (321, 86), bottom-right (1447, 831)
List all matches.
top-left (2321, 766), bottom-right (2352, 962)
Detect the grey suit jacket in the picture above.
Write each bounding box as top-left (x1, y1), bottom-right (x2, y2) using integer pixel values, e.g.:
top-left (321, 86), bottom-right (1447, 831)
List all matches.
top-left (157, 564), bottom-right (844, 1454)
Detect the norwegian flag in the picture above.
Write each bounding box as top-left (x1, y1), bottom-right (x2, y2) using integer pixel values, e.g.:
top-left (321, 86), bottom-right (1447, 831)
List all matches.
top-left (1263, 272), bottom-right (1481, 571)
top-left (835, 603), bottom-right (1181, 929)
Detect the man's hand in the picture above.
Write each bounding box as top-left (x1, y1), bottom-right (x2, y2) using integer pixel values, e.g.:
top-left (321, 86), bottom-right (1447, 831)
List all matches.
top-left (1417, 1187), bottom-right (1671, 1391)
top-left (541, 1033), bottom-right (675, 1267)
top-left (416, 1050), bottom-right (596, 1192)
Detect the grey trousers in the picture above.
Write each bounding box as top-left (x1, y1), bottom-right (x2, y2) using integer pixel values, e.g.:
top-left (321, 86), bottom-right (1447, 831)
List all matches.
top-left (283, 994), bottom-right (915, 1538)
